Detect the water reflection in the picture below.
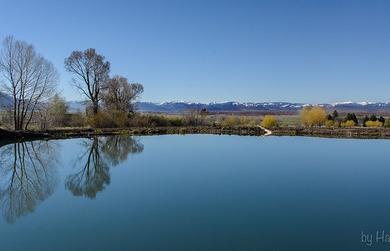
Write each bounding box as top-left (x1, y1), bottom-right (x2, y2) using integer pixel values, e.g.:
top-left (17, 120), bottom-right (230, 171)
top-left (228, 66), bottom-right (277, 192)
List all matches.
top-left (0, 141), bottom-right (59, 223)
top-left (66, 136), bottom-right (144, 199)
top-left (101, 136), bottom-right (144, 166)
top-left (0, 135), bottom-right (144, 223)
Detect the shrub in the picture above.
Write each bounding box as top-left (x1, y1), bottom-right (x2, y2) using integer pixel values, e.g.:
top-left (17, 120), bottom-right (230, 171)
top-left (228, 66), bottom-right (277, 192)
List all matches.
top-left (149, 115), bottom-right (168, 127)
top-left (369, 114), bottom-right (377, 121)
top-left (340, 120), bottom-right (356, 127)
top-left (129, 114), bottom-right (187, 127)
top-left (325, 120), bottom-right (335, 128)
top-left (86, 112), bottom-right (113, 128)
top-left (86, 110), bottom-right (130, 128)
top-left (111, 110), bottom-right (129, 127)
top-left (221, 116), bottom-right (240, 127)
top-left (168, 117), bottom-right (185, 126)
top-left (261, 115), bottom-right (278, 128)
top-left (129, 114), bottom-right (151, 127)
top-left (68, 112), bottom-right (85, 127)
top-left (300, 106), bottom-right (327, 127)
top-left (184, 110), bottom-right (206, 126)
top-left (384, 119), bottom-right (390, 128)
top-left (239, 116), bottom-right (258, 127)
top-left (365, 120), bottom-right (383, 127)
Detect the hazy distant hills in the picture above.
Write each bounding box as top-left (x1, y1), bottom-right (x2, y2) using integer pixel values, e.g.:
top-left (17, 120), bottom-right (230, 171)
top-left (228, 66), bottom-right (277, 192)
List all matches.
top-left (57, 100), bottom-right (310, 113)
top-left (0, 92), bottom-right (13, 108)
top-left (135, 101), bottom-right (305, 113)
top-left (2, 92), bottom-right (390, 114)
top-left (61, 100), bottom-right (390, 114)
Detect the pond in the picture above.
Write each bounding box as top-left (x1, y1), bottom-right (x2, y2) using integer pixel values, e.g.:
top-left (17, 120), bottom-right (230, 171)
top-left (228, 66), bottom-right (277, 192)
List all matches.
top-left (1, 135), bottom-right (390, 250)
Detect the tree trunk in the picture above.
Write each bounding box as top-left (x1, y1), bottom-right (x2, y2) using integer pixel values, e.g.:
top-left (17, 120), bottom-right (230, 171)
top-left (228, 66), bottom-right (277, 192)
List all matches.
top-left (92, 102), bottom-right (99, 114)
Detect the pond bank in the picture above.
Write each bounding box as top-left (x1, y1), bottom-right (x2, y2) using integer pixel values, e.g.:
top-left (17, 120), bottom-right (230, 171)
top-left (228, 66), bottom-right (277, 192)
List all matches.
top-left (272, 126), bottom-right (390, 139)
top-left (0, 126), bottom-right (266, 142)
top-left (2, 126), bottom-right (390, 145)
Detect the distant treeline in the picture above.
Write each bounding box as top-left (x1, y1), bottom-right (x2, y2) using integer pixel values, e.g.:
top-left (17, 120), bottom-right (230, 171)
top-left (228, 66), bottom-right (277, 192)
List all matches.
top-left (300, 106), bottom-right (389, 128)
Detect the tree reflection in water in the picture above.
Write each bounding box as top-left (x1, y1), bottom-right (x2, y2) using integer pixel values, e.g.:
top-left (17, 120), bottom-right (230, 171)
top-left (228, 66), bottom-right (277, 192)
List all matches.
top-left (0, 136), bottom-right (143, 223)
top-left (65, 136), bottom-right (144, 199)
top-left (0, 141), bottom-right (59, 223)
top-left (101, 136), bottom-right (144, 166)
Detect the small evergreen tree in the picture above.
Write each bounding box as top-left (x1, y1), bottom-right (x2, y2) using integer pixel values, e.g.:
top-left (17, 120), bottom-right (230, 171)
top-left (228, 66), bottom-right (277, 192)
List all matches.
top-left (326, 114), bottom-right (333, 121)
top-left (362, 115), bottom-right (369, 127)
top-left (379, 116), bottom-right (385, 124)
top-left (345, 113), bottom-right (358, 125)
top-left (332, 110), bottom-right (338, 119)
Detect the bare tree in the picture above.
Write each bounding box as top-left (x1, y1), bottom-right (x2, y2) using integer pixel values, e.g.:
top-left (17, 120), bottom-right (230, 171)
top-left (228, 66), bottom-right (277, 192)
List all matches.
top-left (102, 75), bottom-right (143, 114)
top-left (0, 141), bottom-right (59, 223)
top-left (65, 136), bottom-right (144, 199)
top-left (184, 108), bottom-right (208, 126)
top-left (101, 135), bottom-right (144, 166)
top-left (64, 49), bottom-right (110, 114)
top-left (65, 137), bottom-right (110, 199)
top-left (0, 36), bottom-right (58, 130)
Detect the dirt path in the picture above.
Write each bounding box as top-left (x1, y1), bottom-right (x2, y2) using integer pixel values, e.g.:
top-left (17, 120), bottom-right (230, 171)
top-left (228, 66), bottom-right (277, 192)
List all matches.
top-left (258, 125), bottom-right (272, 136)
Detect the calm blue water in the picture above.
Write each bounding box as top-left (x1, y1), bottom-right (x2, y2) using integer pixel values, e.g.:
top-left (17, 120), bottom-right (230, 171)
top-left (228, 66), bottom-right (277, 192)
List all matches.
top-left (1, 135), bottom-right (390, 250)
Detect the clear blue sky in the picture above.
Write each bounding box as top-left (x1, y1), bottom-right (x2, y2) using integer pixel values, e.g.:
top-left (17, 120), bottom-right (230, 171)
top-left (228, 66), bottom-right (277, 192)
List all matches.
top-left (1, 0), bottom-right (389, 103)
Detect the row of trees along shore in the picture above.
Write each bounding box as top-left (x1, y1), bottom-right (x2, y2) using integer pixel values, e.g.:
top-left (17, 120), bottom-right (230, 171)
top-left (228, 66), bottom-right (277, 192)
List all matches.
top-left (257, 108), bottom-right (390, 129)
top-left (0, 36), bottom-right (143, 130)
top-left (300, 106), bottom-right (390, 128)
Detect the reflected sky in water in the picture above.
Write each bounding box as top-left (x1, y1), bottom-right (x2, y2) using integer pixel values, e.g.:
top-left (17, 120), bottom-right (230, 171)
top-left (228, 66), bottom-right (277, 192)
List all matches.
top-left (1, 135), bottom-right (390, 250)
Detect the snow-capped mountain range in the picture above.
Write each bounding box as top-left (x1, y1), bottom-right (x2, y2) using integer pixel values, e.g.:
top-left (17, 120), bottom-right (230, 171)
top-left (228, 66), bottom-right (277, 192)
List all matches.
top-left (66, 100), bottom-right (390, 113)
top-left (2, 92), bottom-right (390, 113)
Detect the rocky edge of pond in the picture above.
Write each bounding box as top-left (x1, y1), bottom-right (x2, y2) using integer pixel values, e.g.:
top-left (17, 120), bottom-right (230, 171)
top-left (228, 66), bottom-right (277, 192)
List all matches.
top-left (2, 126), bottom-right (390, 143)
top-left (0, 126), bottom-right (266, 141)
top-left (272, 126), bottom-right (390, 139)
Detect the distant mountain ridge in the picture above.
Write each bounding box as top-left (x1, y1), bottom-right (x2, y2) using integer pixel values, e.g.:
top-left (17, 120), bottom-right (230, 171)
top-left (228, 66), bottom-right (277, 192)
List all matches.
top-left (135, 101), bottom-right (306, 113)
top-left (0, 92), bottom-right (13, 108)
top-left (2, 92), bottom-right (390, 113)
top-left (135, 101), bottom-right (390, 113)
